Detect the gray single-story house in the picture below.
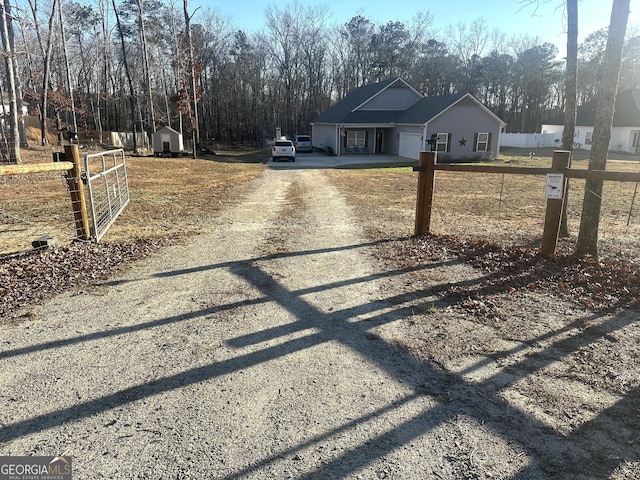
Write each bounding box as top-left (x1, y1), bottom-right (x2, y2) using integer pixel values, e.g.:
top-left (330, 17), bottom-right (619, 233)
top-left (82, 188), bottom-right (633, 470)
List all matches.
top-left (311, 78), bottom-right (506, 161)
top-left (541, 89), bottom-right (640, 154)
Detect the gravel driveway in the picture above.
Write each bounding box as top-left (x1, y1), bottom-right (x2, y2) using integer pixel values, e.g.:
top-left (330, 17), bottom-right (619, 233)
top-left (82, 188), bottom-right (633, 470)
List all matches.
top-left (0, 168), bottom-right (568, 478)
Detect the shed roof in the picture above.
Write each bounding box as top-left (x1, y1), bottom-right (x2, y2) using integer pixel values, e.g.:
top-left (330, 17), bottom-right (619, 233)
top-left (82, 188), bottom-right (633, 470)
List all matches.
top-left (155, 126), bottom-right (182, 135)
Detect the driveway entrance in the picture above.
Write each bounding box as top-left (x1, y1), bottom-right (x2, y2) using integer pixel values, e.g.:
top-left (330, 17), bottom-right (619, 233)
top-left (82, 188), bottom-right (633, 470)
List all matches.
top-left (266, 152), bottom-right (416, 169)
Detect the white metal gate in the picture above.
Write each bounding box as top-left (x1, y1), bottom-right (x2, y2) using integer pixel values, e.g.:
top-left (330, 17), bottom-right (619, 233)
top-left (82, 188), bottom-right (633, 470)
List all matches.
top-left (83, 149), bottom-right (130, 242)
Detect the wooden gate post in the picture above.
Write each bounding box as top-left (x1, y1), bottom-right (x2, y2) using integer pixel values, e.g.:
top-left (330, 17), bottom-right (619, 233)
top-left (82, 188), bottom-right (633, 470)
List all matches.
top-left (414, 151), bottom-right (437, 236)
top-left (541, 150), bottom-right (571, 255)
top-left (64, 144), bottom-right (91, 240)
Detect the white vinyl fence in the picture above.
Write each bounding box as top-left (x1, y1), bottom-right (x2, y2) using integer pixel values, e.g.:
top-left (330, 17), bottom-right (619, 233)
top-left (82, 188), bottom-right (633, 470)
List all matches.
top-left (500, 133), bottom-right (559, 149)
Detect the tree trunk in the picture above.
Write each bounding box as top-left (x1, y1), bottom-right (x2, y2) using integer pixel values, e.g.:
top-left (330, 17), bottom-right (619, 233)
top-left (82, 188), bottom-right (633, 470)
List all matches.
top-left (97, 0), bottom-right (110, 145)
top-left (559, 0), bottom-right (578, 237)
top-left (137, 0), bottom-right (156, 135)
top-left (58, 0), bottom-right (78, 136)
top-left (112, 0), bottom-right (139, 152)
top-left (39, 0), bottom-right (59, 146)
top-left (0, 0), bottom-right (22, 163)
top-left (6, 2), bottom-right (26, 148)
top-left (183, 0), bottom-right (200, 158)
top-left (574, 0), bottom-right (630, 258)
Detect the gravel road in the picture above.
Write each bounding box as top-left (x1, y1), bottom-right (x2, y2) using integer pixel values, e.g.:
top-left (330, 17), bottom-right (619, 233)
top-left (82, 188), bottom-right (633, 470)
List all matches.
top-left (0, 169), bottom-right (550, 479)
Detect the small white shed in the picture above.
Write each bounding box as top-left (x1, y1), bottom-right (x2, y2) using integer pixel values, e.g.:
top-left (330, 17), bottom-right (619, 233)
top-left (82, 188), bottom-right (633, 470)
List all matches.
top-left (152, 126), bottom-right (183, 157)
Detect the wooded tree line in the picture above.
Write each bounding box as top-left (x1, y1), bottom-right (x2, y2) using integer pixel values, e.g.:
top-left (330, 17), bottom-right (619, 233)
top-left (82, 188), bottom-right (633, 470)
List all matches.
top-left (1, 0), bottom-right (639, 157)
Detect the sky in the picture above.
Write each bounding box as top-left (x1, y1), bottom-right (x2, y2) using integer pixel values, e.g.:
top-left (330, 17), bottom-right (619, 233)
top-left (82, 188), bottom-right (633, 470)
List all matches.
top-left (193, 0), bottom-right (640, 57)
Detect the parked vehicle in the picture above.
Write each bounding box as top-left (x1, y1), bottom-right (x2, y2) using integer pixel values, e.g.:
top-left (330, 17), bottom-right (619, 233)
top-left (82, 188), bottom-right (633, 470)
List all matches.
top-left (272, 138), bottom-right (296, 162)
top-left (294, 135), bottom-right (312, 153)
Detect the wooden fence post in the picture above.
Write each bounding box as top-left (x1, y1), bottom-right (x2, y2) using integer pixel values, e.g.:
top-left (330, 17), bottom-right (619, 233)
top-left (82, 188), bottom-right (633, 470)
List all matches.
top-left (414, 151), bottom-right (437, 236)
top-left (541, 150), bottom-right (571, 255)
top-left (64, 144), bottom-right (91, 240)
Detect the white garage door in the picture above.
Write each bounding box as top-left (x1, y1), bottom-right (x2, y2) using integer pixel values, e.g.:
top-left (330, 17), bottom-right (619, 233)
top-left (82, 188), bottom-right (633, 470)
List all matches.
top-left (398, 133), bottom-right (422, 160)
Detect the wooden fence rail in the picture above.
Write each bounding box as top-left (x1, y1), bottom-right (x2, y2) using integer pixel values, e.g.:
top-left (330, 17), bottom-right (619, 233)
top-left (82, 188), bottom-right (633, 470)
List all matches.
top-left (414, 150), bottom-right (640, 255)
top-left (0, 161), bottom-right (73, 176)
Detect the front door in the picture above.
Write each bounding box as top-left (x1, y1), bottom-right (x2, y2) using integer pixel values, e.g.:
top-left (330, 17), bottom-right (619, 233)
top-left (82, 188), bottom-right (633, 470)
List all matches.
top-left (376, 131), bottom-right (384, 154)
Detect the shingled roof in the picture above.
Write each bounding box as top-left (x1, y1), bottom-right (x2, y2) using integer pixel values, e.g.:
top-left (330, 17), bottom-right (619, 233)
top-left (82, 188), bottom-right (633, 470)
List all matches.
top-left (313, 79), bottom-right (466, 126)
top-left (544, 89), bottom-right (640, 127)
top-left (312, 78), bottom-right (399, 124)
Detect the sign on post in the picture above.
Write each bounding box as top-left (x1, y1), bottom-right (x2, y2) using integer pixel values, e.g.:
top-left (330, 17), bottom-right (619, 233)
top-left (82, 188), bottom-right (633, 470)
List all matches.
top-left (545, 173), bottom-right (564, 199)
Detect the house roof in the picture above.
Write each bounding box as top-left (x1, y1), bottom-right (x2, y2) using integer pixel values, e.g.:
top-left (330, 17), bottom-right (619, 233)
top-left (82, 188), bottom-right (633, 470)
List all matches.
top-left (312, 78), bottom-right (399, 124)
top-left (543, 89), bottom-right (640, 127)
top-left (313, 78), bottom-right (504, 126)
top-left (400, 93), bottom-right (467, 124)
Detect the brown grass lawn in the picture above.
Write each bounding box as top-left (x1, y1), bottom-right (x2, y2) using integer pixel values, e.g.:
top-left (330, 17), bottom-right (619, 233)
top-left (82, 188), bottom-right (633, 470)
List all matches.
top-left (106, 153), bottom-right (264, 241)
top-left (1, 144), bottom-right (639, 261)
top-left (0, 146), bottom-right (265, 254)
top-left (327, 149), bottom-right (640, 261)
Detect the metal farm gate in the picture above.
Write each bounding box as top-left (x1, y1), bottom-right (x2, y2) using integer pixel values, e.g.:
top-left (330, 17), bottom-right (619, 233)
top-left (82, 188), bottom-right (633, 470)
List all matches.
top-left (84, 149), bottom-right (130, 242)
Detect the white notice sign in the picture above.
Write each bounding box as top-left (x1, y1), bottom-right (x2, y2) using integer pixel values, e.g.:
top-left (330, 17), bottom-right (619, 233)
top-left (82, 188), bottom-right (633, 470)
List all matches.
top-left (546, 173), bottom-right (564, 199)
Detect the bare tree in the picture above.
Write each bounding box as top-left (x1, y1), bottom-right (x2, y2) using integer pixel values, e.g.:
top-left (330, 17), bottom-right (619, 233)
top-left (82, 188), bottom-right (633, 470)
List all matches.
top-left (335, 15), bottom-right (375, 93)
top-left (297, 4), bottom-right (330, 132)
top-left (183, 0), bottom-right (200, 158)
top-left (136, 0), bottom-right (156, 134)
top-left (58, 0), bottom-right (77, 137)
top-left (445, 18), bottom-right (490, 93)
top-left (5, 0), bottom-right (26, 147)
top-left (0, 0), bottom-right (21, 163)
top-left (265, 2), bottom-right (303, 138)
top-left (559, 0), bottom-right (578, 237)
top-left (112, 0), bottom-right (140, 151)
top-left (561, 0), bottom-right (578, 152)
top-left (27, 0), bottom-right (60, 145)
top-left (574, 0), bottom-right (630, 258)
top-left (41, 0), bottom-right (58, 146)
top-left (8, 0), bottom-right (638, 150)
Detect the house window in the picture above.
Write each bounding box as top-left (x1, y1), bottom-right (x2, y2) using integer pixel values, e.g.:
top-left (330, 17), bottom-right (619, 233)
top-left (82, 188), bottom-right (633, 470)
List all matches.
top-left (476, 133), bottom-right (489, 152)
top-left (436, 133), bottom-right (449, 152)
top-left (347, 131), bottom-right (366, 148)
top-left (585, 131), bottom-right (592, 145)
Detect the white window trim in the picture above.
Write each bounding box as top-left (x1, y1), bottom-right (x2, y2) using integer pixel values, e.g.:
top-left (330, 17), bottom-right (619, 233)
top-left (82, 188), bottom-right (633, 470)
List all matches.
top-left (347, 130), bottom-right (366, 147)
top-left (436, 133), bottom-right (448, 152)
top-left (476, 132), bottom-right (489, 152)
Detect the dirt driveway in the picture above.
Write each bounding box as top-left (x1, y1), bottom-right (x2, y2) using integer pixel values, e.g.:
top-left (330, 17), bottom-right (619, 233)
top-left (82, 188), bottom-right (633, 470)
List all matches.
top-left (0, 168), bottom-right (637, 479)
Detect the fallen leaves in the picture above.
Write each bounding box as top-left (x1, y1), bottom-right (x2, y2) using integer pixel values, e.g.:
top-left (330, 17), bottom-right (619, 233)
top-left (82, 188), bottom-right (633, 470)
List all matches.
top-left (0, 239), bottom-right (166, 323)
top-left (390, 234), bottom-right (639, 313)
top-left (2, 232), bottom-right (638, 325)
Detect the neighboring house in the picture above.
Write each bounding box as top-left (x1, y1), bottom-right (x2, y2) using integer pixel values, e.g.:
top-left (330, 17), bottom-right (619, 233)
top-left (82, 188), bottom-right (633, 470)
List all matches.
top-left (311, 78), bottom-right (506, 161)
top-left (541, 89), bottom-right (640, 154)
